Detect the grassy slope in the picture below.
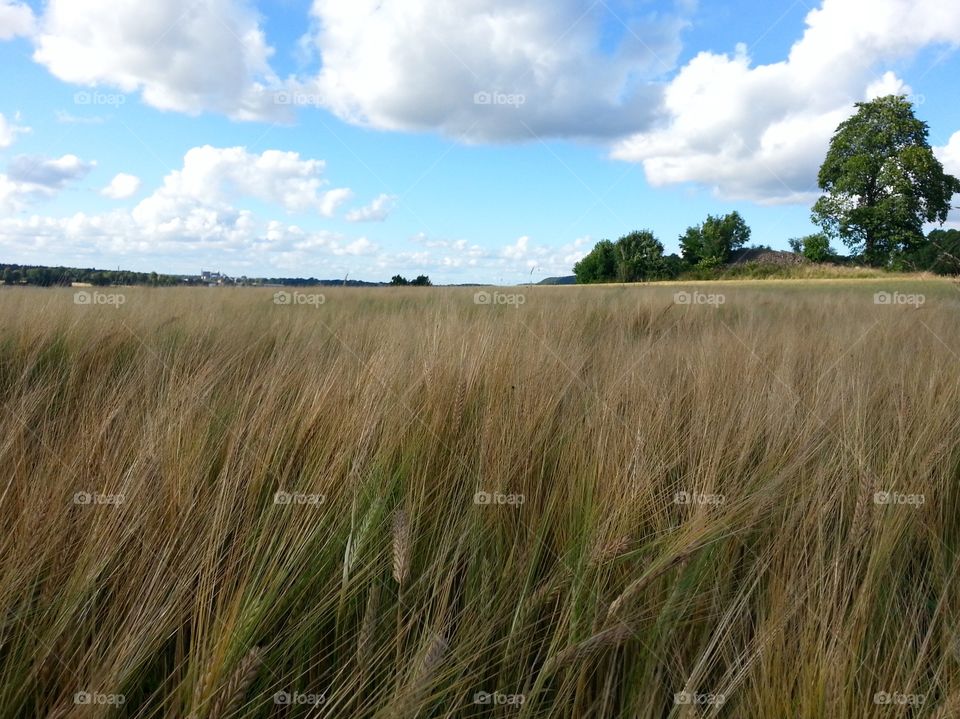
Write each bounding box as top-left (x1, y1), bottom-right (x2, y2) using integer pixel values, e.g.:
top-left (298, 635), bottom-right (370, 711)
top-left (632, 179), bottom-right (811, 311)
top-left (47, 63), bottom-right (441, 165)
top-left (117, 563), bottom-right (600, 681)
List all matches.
top-left (1, 281), bottom-right (960, 718)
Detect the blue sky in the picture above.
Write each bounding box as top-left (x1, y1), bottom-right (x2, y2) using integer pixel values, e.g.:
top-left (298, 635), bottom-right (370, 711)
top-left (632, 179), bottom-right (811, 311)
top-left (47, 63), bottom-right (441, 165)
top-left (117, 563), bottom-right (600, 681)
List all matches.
top-left (0, 0), bottom-right (958, 284)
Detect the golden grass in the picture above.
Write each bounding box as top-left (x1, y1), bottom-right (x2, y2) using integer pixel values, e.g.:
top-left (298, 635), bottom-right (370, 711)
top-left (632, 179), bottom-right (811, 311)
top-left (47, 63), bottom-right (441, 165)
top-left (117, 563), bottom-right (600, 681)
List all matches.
top-left (2, 280), bottom-right (960, 718)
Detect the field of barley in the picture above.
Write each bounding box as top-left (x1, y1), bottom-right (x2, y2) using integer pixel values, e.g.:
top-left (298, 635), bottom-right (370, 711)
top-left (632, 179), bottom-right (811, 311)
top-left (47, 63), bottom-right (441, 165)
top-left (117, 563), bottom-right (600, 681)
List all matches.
top-left (2, 279), bottom-right (960, 718)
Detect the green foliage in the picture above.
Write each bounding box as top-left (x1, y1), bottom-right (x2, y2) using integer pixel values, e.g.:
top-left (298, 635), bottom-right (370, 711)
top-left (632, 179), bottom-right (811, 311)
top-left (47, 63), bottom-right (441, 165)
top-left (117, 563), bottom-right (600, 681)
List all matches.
top-left (662, 253), bottom-right (685, 279)
top-left (679, 212), bottom-right (751, 265)
top-left (613, 230), bottom-right (668, 282)
top-left (695, 256), bottom-right (724, 271)
top-left (894, 229), bottom-right (960, 275)
top-left (788, 233), bottom-right (835, 263)
top-left (390, 274), bottom-right (431, 286)
top-left (573, 240), bottom-right (617, 284)
top-left (575, 232), bottom-right (675, 283)
top-left (812, 95), bottom-right (960, 266)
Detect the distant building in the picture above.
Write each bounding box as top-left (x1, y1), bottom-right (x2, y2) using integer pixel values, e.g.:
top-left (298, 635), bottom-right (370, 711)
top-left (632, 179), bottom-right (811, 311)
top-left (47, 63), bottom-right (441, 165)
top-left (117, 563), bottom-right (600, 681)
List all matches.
top-left (200, 270), bottom-right (231, 286)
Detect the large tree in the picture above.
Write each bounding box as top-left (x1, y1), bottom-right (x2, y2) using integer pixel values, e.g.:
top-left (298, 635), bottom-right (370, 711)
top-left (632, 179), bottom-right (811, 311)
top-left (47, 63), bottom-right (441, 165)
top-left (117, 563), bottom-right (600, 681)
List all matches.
top-left (812, 95), bottom-right (960, 266)
top-left (679, 212), bottom-right (751, 266)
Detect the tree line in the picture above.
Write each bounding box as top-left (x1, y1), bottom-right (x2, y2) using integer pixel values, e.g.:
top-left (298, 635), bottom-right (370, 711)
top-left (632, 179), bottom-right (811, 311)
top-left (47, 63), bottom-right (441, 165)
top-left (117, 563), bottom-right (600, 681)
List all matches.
top-left (574, 212), bottom-right (754, 283)
top-left (575, 94), bottom-right (960, 283)
top-left (0, 265), bottom-right (182, 287)
top-left (390, 275), bottom-right (433, 286)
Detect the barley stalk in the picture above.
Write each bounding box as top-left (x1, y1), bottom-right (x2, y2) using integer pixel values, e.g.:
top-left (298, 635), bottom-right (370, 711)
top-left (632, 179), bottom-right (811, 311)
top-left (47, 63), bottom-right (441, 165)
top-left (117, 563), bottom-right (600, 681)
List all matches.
top-left (208, 647), bottom-right (262, 719)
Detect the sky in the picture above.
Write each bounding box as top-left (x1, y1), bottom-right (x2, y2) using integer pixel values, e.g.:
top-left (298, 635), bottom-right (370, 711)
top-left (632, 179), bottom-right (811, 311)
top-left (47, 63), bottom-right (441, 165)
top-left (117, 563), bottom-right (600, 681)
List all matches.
top-left (0, 0), bottom-right (958, 284)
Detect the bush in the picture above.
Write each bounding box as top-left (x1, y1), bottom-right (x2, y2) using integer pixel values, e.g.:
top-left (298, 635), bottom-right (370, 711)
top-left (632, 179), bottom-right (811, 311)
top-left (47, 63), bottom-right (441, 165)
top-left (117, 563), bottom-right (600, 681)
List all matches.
top-left (679, 212), bottom-right (751, 266)
top-left (788, 233), bottom-right (835, 263)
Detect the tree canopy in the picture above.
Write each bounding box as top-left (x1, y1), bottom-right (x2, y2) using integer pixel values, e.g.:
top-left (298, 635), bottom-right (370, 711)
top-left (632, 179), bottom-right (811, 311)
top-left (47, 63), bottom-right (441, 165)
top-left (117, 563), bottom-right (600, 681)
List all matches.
top-left (812, 95), bottom-right (960, 266)
top-left (574, 231), bottom-right (672, 283)
top-left (679, 212), bottom-right (751, 267)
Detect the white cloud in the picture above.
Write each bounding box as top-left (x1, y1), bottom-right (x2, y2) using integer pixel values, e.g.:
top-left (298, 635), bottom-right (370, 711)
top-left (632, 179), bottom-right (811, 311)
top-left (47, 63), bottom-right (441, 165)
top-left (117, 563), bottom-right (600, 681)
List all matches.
top-left (32, 0), bottom-right (282, 120)
top-left (7, 154), bottom-right (95, 188)
top-left (101, 173), bottom-right (142, 200)
top-left (0, 1), bottom-right (34, 39)
top-left (397, 232), bottom-right (587, 279)
top-left (613, 0), bottom-right (960, 203)
top-left (304, 0), bottom-right (690, 141)
top-left (0, 146), bottom-right (365, 269)
top-left (0, 112), bottom-right (30, 148)
top-left (0, 154), bottom-right (94, 212)
top-left (318, 188), bottom-right (354, 217)
top-left (131, 146), bottom-right (352, 231)
top-left (937, 132), bottom-right (960, 177)
top-left (936, 132), bottom-right (960, 230)
top-left (346, 193), bottom-right (397, 222)
top-left (502, 235), bottom-right (532, 262)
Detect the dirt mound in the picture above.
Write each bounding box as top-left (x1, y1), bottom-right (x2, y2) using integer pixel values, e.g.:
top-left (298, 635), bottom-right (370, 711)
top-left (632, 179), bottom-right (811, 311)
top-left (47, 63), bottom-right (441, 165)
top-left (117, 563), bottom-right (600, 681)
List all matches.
top-left (730, 248), bottom-right (807, 266)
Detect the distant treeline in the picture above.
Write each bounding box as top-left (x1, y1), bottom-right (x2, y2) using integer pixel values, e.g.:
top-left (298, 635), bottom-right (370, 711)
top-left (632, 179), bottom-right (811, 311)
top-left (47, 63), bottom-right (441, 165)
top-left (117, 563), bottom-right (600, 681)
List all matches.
top-left (0, 264), bottom-right (391, 288)
top-left (1, 264), bottom-right (183, 287)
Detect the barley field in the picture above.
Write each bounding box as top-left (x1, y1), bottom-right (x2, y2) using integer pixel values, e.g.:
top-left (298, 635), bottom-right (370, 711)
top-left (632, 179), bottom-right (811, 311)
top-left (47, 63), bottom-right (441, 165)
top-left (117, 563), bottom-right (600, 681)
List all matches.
top-left (2, 280), bottom-right (960, 718)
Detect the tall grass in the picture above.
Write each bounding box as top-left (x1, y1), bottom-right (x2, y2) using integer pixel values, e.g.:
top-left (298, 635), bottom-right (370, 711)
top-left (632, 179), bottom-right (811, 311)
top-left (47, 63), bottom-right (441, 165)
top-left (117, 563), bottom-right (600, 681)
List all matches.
top-left (1, 281), bottom-right (959, 718)
top-left (677, 262), bottom-right (916, 281)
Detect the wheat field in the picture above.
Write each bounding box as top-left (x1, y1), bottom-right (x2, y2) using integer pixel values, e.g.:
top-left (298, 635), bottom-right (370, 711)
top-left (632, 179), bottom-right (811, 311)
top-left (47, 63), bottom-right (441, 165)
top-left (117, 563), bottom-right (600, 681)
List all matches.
top-left (2, 280), bottom-right (960, 718)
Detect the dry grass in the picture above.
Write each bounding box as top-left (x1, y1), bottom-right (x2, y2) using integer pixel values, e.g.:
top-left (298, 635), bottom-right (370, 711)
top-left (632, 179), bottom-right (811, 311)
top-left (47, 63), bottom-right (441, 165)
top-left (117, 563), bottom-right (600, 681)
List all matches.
top-left (1, 280), bottom-right (960, 718)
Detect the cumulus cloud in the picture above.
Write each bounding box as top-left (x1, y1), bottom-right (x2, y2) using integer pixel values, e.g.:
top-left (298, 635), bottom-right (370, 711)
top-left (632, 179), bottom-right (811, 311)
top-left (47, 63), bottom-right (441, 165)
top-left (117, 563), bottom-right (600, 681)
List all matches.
top-left (0, 210), bottom-right (384, 276)
top-left (0, 146), bottom-right (364, 268)
top-left (304, 0), bottom-right (690, 141)
top-left (7, 1), bottom-right (690, 136)
top-left (0, 112), bottom-right (30, 148)
top-left (101, 173), bottom-right (142, 200)
top-left (346, 194), bottom-right (397, 223)
top-left (0, 154), bottom-right (94, 212)
top-left (398, 232), bottom-right (589, 280)
top-left (612, 0), bottom-right (960, 203)
top-left (131, 146), bottom-right (352, 233)
top-left (32, 0), bottom-right (282, 120)
top-left (937, 132), bottom-right (960, 177)
top-left (7, 154), bottom-right (95, 188)
top-left (0, 0), bottom-right (34, 39)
